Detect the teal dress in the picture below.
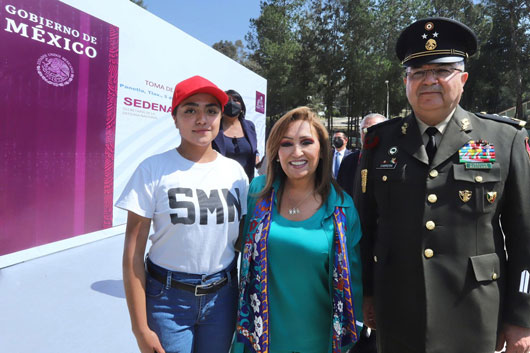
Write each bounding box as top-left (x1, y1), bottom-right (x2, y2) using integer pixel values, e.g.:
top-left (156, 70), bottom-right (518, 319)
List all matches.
top-left (232, 176), bottom-right (363, 353)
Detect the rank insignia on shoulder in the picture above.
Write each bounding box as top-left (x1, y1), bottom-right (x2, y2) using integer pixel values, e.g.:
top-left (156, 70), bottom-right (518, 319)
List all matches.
top-left (510, 116), bottom-right (526, 127)
top-left (459, 140), bottom-right (495, 169)
top-left (475, 112), bottom-right (527, 128)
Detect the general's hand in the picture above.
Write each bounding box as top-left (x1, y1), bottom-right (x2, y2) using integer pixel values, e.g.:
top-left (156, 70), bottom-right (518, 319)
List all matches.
top-left (496, 324), bottom-right (530, 353)
top-left (363, 296), bottom-right (376, 329)
top-left (136, 329), bottom-right (166, 353)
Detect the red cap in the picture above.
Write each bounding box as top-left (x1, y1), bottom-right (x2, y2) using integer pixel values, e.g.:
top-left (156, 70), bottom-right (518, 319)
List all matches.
top-left (171, 76), bottom-right (228, 114)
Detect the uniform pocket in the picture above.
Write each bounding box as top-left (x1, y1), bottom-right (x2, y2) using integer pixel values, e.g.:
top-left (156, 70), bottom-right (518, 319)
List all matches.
top-left (453, 164), bottom-right (502, 213)
top-left (470, 253), bottom-right (500, 283)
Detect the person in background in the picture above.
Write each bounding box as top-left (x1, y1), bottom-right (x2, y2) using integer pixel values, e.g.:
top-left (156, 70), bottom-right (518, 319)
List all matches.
top-left (337, 114), bottom-right (387, 198)
top-left (118, 76), bottom-right (248, 353)
top-left (332, 131), bottom-right (352, 179)
top-left (355, 17), bottom-right (530, 353)
top-left (233, 106), bottom-right (363, 353)
top-left (213, 89), bottom-right (259, 182)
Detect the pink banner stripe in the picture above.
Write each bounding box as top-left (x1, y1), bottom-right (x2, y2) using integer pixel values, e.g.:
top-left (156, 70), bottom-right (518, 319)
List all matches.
top-left (73, 14), bottom-right (91, 235)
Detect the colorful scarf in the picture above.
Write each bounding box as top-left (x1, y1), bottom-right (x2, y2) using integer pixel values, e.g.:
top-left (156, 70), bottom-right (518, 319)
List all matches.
top-left (236, 189), bottom-right (358, 353)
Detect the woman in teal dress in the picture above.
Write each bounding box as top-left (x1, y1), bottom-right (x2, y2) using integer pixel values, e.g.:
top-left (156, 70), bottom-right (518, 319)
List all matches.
top-left (233, 106), bottom-right (363, 353)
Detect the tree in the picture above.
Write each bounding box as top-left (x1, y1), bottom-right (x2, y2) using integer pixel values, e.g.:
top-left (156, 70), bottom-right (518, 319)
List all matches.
top-left (244, 0), bottom-right (529, 125)
top-left (246, 0), bottom-right (306, 116)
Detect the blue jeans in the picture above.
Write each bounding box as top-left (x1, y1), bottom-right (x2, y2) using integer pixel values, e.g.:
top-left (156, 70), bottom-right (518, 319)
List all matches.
top-left (145, 258), bottom-right (238, 353)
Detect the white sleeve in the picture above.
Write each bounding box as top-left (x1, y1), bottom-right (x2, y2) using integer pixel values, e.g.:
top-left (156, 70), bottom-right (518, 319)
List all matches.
top-left (115, 162), bottom-right (156, 218)
top-left (239, 170), bottom-right (249, 217)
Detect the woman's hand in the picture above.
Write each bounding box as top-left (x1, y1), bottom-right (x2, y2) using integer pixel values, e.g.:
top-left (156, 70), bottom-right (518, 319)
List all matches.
top-left (136, 328), bottom-right (166, 353)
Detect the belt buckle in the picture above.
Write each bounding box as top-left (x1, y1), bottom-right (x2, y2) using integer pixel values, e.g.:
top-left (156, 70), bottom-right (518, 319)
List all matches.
top-left (194, 278), bottom-right (226, 296)
top-left (194, 283), bottom-right (211, 296)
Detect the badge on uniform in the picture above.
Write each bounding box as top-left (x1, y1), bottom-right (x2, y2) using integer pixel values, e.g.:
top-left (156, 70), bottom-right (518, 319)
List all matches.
top-left (460, 118), bottom-right (470, 131)
top-left (401, 123), bottom-right (408, 135)
top-left (459, 140), bottom-right (495, 169)
top-left (459, 190), bottom-right (472, 203)
top-left (486, 191), bottom-right (497, 204)
top-left (376, 158), bottom-right (397, 169)
top-left (361, 169), bottom-right (368, 193)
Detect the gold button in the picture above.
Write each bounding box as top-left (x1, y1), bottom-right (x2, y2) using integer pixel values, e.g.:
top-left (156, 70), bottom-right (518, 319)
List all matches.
top-left (492, 272), bottom-right (498, 280)
top-left (429, 170), bottom-right (438, 178)
top-left (427, 194), bottom-right (438, 203)
top-left (373, 255), bottom-right (378, 263)
top-left (426, 221), bottom-right (436, 230)
top-left (424, 249), bottom-right (434, 258)
top-left (382, 175), bottom-right (388, 182)
top-left (475, 175), bottom-right (483, 183)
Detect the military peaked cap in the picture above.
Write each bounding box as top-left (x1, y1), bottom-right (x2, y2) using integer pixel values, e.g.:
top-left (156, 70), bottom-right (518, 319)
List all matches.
top-left (396, 17), bottom-right (478, 67)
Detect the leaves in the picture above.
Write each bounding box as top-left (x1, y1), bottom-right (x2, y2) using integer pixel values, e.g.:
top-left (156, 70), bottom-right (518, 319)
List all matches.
top-left (239, 0), bottom-right (529, 136)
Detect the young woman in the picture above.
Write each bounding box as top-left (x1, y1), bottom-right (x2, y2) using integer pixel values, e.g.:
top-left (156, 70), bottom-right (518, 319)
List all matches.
top-left (233, 106), bottom-right (363, 353)
top-left (117, 76), bottom-right (248, 353)
top-left (212, 89), bottom-right (259, 182)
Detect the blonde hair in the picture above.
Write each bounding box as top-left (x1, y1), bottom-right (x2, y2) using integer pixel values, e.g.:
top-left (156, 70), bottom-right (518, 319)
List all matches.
top-left (258, 106), bottom-right (342, 210)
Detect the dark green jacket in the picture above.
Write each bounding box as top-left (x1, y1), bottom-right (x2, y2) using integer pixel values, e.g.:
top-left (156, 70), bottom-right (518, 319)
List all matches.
top-left (355, 106), bottom-right (530, 353)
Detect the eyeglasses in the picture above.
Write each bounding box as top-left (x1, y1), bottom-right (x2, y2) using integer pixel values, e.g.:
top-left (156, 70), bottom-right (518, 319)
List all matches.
top-left (406, 68), bottom-right (463, 81)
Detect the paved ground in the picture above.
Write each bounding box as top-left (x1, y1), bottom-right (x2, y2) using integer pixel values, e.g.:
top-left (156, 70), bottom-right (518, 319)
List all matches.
top-left (0, 233), bottom-right (139, 353)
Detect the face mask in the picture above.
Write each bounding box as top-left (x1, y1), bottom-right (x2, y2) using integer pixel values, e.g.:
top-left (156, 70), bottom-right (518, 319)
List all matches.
top-left (333, 137), bottom-right (344, 148)
top-left (224, 101), bottom-right (242, 117)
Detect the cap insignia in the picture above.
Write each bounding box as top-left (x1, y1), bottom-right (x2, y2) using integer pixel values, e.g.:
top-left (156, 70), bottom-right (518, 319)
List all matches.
top-left (425, 39), bottom-right (437, 51)
top-left (422, 33), bottom-right (427, 39)
top-left (425, 22), bottom-right (434, 31)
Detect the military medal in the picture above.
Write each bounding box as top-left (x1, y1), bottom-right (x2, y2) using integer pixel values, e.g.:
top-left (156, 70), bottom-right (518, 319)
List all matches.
top-left (361, 169), bottom-right (368, 193)
top-left (486, 191), bottom-right (497, 204)
top-left (459, 190), bottom-right (472, 203)
top-left (459, 140), bottom-right (495, 169)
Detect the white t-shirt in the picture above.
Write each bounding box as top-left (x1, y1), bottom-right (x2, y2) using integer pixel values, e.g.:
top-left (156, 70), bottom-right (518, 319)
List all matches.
top-left (116, 149), bottom-right (248, 274)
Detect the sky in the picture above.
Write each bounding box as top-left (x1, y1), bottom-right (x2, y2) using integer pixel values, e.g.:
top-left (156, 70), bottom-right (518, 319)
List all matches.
top-left (141, 0), bottom-right (261, 47)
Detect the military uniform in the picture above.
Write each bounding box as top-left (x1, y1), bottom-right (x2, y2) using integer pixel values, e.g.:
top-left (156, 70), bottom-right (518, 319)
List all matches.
top-left (355, 106), bottom-right (530, 352)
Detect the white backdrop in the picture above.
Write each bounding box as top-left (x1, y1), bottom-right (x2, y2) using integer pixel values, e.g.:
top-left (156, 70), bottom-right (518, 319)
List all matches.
top-left (63, 0), bottom-right (267, 226)
top-left (0, 0), bottom-right (266, 267)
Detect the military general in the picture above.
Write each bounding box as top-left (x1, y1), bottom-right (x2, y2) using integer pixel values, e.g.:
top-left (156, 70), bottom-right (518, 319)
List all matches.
top-left (355, 17), bottom-right (530, 353)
